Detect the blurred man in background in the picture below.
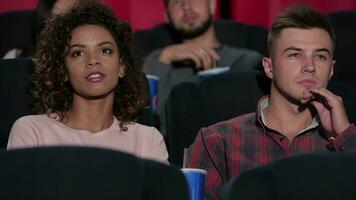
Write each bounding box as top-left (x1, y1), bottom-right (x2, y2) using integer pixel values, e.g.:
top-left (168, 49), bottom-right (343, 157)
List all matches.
top-left (142, 0), bottom-right (262, 133)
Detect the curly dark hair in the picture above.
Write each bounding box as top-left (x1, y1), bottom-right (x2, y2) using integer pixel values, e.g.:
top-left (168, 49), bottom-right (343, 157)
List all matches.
top-left (32, 0), bottom-right (148, 130)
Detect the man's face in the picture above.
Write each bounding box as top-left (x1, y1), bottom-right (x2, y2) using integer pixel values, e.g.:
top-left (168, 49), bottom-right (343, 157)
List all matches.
top-left (263, 28), bottom-right (335, 103)
top-left (166, 0), bottom-right (215, 39)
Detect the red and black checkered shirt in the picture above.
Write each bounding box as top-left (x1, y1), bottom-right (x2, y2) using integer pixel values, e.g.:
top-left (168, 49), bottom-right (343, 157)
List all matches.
top-left (186, 97), bottom-right (356, 200)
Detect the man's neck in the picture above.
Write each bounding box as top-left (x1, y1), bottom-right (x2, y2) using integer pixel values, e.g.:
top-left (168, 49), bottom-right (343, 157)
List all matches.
top-left (263, 92), bottom-right (314, 141)
top-left (182, 25), bottom-right (220, 48)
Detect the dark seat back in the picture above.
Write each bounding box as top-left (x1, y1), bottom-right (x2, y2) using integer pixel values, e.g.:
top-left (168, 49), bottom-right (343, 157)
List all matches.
top-left (219, 152), bottom-right (356, 200)
top-left (0, 58), bottom-right (34, 149)
top-left (165, 71), bottom-right (270, 167)
top-left (214, 20), bottom-right (268, 56)
top-left (329, 11), bottom-right (356, 91)
top-left (132, 20), bottom-right (268, 57)
top-left (0, 10), bottom-right (36, 58)
top-left (0, 146), bottom-right (189, 200)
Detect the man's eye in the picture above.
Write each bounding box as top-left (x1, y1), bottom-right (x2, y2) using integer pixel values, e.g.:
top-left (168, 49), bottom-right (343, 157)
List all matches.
top-left (288, 53), bottom-right (300, 58)
top-left (169, 0), bottom-right (182, 6)
top-left (315, 54), bottom-right (327, 60)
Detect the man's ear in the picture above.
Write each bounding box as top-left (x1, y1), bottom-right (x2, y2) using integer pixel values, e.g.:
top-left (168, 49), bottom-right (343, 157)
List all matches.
top-left (329, 60), bottom-right (335, 80)
top-left (263, 57), bottom-right (273, 79)
top-left (209, 0), bottom-right (216, 15)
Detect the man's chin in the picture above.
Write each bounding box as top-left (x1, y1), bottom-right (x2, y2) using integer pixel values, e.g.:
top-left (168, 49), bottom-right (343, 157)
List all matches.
top-left (300, 97), bottom-right (311, 105)
top-left (177, 28), bottom-right (205, 39)
top-left (284, 93), bottom-right (306, 106)
top-left (174, 16), bottom-right (212, 39)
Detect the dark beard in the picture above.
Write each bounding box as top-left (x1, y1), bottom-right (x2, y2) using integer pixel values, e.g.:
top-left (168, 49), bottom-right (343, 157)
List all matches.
top-left (170, 16), bottom-right (213, 40)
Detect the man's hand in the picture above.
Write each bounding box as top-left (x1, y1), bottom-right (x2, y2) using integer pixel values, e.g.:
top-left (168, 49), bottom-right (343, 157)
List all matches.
top-left (159, 43), bottom-right (220, 70)
top-left (301, 88), bottom-right (351, 134)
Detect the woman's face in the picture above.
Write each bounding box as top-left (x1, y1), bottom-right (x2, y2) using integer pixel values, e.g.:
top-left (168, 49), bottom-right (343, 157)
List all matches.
top-left (64, 24), bottom-right (124, 99)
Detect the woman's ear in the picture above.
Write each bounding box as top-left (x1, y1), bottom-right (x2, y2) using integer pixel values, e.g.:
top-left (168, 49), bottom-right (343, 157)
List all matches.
top-left (262, 57), bottom-right (273, 79)
top-left (118, 63), bottom-right (126, 78)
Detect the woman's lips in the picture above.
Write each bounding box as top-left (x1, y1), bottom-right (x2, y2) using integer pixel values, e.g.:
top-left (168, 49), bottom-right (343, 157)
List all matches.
top-left (86, 72), bottom-right (105, 82)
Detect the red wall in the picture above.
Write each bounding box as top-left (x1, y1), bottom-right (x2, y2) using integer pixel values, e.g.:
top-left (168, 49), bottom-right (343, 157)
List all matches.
top-left (1, 0), bottom-right (356, 31)
top-left (0, 0), bottom-right (167, 31)
top-left (231, 0), bottom-right (356, 28)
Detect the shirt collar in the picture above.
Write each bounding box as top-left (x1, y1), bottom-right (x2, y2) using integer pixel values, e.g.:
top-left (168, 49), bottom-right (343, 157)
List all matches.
top-left (257, 96), bottom-right (319, 134)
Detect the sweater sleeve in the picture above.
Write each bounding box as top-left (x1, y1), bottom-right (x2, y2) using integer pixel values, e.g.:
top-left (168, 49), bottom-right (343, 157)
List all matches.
top-left (142, 49), bottom-right (172, 81)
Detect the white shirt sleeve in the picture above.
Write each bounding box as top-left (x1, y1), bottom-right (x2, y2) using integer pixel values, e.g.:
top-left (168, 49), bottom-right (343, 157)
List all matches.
top-left (7, 116), bottom-right (39, 150)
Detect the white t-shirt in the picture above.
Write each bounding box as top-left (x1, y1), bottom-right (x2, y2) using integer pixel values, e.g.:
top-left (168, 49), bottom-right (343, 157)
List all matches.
top-left (7, 114), bottom-right (168, 163)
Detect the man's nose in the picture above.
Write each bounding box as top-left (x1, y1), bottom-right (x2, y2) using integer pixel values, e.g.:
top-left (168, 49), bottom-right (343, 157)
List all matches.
top-left (303, 56), bottom-right (316, 73)
top-left (181, 0), bottom-right (192, 10)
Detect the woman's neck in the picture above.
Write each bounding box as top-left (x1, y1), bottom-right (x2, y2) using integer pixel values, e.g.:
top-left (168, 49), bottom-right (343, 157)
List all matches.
top-left (64, 93), bottom-right (115, 133)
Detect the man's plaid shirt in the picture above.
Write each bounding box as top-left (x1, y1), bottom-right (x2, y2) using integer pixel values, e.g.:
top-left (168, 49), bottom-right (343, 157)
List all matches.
top-left (186, 96), bottom-right (356, 199)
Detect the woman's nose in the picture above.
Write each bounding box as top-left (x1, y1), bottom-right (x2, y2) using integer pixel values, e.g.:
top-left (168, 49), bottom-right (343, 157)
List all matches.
top-left (87, 53), bottom-right (100, 67)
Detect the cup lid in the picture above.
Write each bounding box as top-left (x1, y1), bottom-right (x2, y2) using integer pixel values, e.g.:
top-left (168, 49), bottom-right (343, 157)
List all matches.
top-left (146, 74), bottom-right (159, 80)
top-left (181, 168), bottom-right (207, 174)
top-left (197, 66), bottom-right (230, 77)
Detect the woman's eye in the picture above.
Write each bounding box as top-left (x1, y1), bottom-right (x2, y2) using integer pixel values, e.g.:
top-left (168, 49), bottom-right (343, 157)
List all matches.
top-left (102, 48), bottom-right (113, 54)
top-left (71, 51), bottom-right (84, 57)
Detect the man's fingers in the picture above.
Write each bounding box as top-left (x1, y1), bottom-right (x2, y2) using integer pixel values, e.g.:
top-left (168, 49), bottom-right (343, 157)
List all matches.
top-left (203, 47), bottom-right (220, 60)
top-left (194, 48), bottom-right (213, 69)
top-left (309, 88), bottom-right (342, 109)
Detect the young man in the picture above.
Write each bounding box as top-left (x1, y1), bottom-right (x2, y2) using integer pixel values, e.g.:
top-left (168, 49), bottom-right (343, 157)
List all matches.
top-left (142, 0), bottom-right (262, 133)
top-left (186, 5), bottom-right (356, 199)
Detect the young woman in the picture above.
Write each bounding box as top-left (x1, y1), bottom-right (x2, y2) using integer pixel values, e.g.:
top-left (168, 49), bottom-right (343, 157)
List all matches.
top-left (7, 1), bottom-right (168, 163)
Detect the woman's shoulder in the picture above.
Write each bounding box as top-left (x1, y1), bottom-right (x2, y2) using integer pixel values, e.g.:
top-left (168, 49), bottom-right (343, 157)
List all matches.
top-left (124, 122), bottom-right (162, 139)
top-left (13, 114), bottom-right (56, 128)
top-left (125, 122), bottom-right (155, 133)
top-left (14, 114), bottom-right (49, 123)
top-left (9, 115), bottom-right (53, 143)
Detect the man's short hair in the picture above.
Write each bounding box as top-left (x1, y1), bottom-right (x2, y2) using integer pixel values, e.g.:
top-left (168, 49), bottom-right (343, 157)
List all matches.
top-left (267, 4), bottom-right (335, 57)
